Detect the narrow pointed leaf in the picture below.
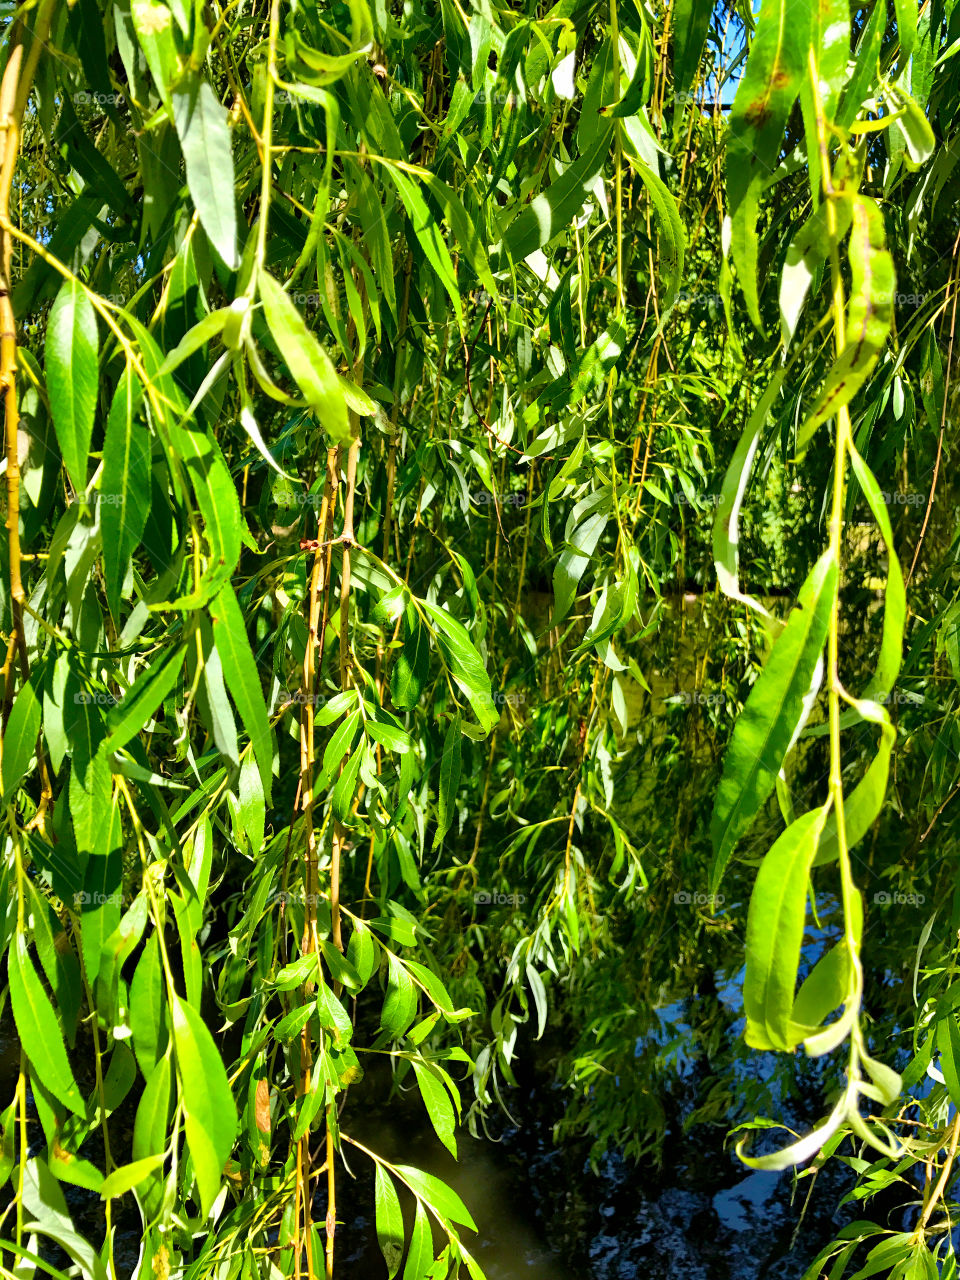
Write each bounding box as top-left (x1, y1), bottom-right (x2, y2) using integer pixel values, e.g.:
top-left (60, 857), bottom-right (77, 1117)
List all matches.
top-left (46, 277), bottom-right (99, 493)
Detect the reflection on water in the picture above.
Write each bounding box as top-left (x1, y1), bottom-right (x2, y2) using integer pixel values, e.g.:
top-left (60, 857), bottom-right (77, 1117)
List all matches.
top-left (0, 986), bottom-right (870, 1280)
top-left (344, 1103), bottom-right (576, 1280)
top-left (329, 1031), bottom-right (856, 1280)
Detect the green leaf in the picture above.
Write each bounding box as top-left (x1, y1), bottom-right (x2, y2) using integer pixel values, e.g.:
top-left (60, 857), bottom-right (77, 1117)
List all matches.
top-left (937, 1017), bottom-right (960, 1109)
top-left (78, 843), bottom-right (123, 983)
top-left (101, 369), bottom-right (151, 617)
top-left (132, 1055), bottom-right (171, 1217)
top-left (630, 157), bottom-right (685, 311)
top-left (129, 934), bottom-right (166, 1077)
top-left (380, 953), bottom-right (418, 1039)
top-left (850, 448), bottom-right (906, 700)
top-left (209, 584), bottom-right (274, 803)
top-left (104, 647), bottom-right (188, 756)
top-left (126, 316), bottom-right (242, 607)
top-left (422, 603), bottom-right (497, 733)
top-left (814, 710), bottom-right (894, 867)
top-left (726, 0), bottom-right (813, 329)
top-left (744, 806), bottom-right (830, 1051)
top-left (889, 86), bottom-right (935, 168)
top-left (392, 1164), bottom-right (476, 1229)
top-left (552, 511), bottom-right (608, 626)
top-left (403, 1200), bottom-right (433, 1280)
top-left (420, 173), bottom-right (499, 300)
top-left (100, 1156), bottom-right (167, 1201)
top-left (434, 714), bottom-right (461, 849)
top-left (130, 0), bottom-right (180, 109)
top-left (391, 617), bottom-right (430, 710)
top-left (8, 936), bottom-right (86, 1116)
top-left (0, 1099), bottom-right (15, 1188)
top-left (171, 78), bottom-right (239, 269)
top-left (779, 197), bottom-right (853, 350)
top-left (347, 920), bottom-right (379, 988)
top-left (710, 549), bottom-right (837, 892)
top-left (196, 616), bottom-right (239, 768)
top-left (171, 995), bottom-right (237, 1216)
top-left (286, 30), bottom-right (367, 85)
top-left (258, 270), bottom-right (351, 445)
top-left (798, 197), bottom-right (894, 454)
top-left (319, 708), bottom-right (362, 790)
top-left (365, 718), bottom-right (412, 754)
top-left (157, 308), bottom-right (231, 377)
top-left (331, 747), bottom-right (362, 826)
top-left (382, 165), bottom-right (462, 325)
top-left (230, 754), bottom-right (266, 856)
top-left (412, 1061), bottom-right (457, 1158)
top-left (374, 1164), bottom-right (405, 1280)
top-left (273, 1001), bottom-right (316, 1044)
top-left (496, 123), bottom-right (614, 265)
top-left (837, 0), bottom-right (885, 129)
top-left (45, 277), bottom-right (99, 494)
top-left (893, 0), bottom-right (917, 73)
top-left (672, 0), bottom-right (713, 98)
top-left (791, 944), bottom-right (850, 1035)
top-left (1, 678), bottom-right (41, 803)
top-left (713, 370), bottom-right (786, 621)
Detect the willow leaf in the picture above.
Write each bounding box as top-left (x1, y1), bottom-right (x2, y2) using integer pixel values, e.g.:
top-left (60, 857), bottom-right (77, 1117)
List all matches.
top-left (258, 270), bottom-right (352, 445)
top-left (798, 197), bottom-right (894, 455)
top-left (779, 196), bottom-right (852, 350)
top-left (672, 0), bottom-right (713, 99)
top-left (104, 647), bottom-right (188, 756)
top-left (710, 549), bottom-right (837, 892)
top-left (45, 277), bottom-right (99, 495)
top-left (726, 0), bottom-right (813, 329)
top-left (434, 714), bottom-right (462, 849)
top-left (208, 584), bottom-right (274, 803)
top-left (171, 78), bottom-right (238, 269)
top-left (171, 995), bottom-right (237, 1217)
top-left (496, 122), bottom-right (614, 265)
top-left (9, 936), bottom-right (86, 1117)
top-left (101, 370), bottom-right (150, 617)
top-left (744, 805), bottom-right (830, 1051)
top-left (374, 1164), bottom-right (404, 1280)
top-left (1, 678), bottom-right (41, 803)
top-left (713, 369), bottom-right (785, 623)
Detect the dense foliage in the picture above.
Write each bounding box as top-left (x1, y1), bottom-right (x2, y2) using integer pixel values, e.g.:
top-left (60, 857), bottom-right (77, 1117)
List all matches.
top-left (1, 0), bottom-right (960, 1276)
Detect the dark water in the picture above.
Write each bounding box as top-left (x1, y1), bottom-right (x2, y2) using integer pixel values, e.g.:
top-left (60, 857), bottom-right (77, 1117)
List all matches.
top-left (1, 991), bottom-right (887, 1280)
top-left (323, 1012), bottom-right (860, 1280)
